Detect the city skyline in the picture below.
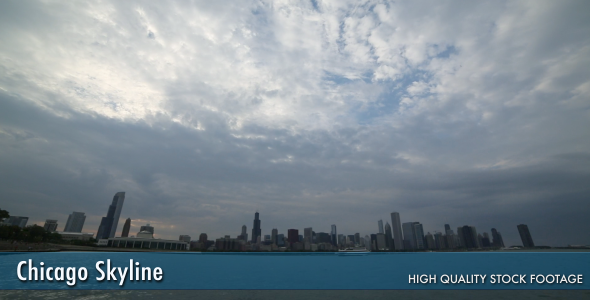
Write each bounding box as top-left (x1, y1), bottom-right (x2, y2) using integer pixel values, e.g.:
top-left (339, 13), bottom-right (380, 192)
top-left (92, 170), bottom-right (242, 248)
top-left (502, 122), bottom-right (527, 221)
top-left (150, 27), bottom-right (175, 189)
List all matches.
top-left (1, 1), bottom-right (589, 247)
top-left (2, 195), bottom-right (545, 249)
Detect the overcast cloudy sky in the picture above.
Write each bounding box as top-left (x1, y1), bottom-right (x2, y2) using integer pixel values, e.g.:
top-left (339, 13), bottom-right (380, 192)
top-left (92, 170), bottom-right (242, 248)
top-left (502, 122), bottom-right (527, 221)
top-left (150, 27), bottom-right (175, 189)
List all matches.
top-left (1, 0), bottom-right (589, 246)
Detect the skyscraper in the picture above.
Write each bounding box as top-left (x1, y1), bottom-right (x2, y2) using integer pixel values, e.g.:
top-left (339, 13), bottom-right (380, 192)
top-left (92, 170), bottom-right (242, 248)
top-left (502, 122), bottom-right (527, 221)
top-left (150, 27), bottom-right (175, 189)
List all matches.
top-left (458, 225), bottom-right (478, 249)
top-left (331, 224), bottom-right (337, 246)
top-left (240, 225), bottom-right (249, 241)
top-left (517, 224), bottom-right (535, 248)
top-left (413, 222), bottom-right (425, 250)
top-left (277, 234), bottom-right (285, 246)
top-left (121, 218), bottom-right (131, 237)
top-left (96, 192), bottom-right (125, 239)
top-left (402, 222), bottom-right (416, 249)
top-left (384, 222), bottom-right (393, 250)
top-left (43, 219), bottom-right (58, 232)
top-left (390, 212), bottom-right (404, 250)
top-left (199, 233), bottom-right (208, 244)
top-left (271, 228), bottom-right (278, 245)
top-left (491, 228), bottom-right (505, 247)
top-left (251, 212), bottom-right (261, 244)
top-left (287, 229), bottom-right (299, 245)
top-left (376, 233), bottom-right (386, 250)
top-left (3, 216), bottom-right (29, 228)
top-left (304, 227), bottom-right (313, 244)
top-left (378, 219), bottom-right (384, 234)
top-left (354, 233), bottom-right (360, 245)
top-left (64, 212), bottom-right (86, 232)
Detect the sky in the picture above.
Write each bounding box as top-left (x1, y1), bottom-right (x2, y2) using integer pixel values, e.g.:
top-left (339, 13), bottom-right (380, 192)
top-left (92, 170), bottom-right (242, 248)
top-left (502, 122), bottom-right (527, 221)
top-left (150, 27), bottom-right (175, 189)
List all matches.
top-left (0, 0), bottom-right (589, 247)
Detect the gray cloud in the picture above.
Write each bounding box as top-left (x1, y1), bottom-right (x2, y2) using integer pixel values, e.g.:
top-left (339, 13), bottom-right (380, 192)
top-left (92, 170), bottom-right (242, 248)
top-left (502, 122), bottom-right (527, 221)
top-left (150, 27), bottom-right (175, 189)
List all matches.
top-left (0, 0), bottom-right (589, 247)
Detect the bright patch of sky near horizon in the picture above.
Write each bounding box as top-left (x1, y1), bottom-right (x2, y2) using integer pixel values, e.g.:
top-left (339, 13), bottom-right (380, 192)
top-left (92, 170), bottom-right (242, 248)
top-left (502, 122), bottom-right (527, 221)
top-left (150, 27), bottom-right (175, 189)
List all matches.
top-left (0, 0), bottom-right (589, 246)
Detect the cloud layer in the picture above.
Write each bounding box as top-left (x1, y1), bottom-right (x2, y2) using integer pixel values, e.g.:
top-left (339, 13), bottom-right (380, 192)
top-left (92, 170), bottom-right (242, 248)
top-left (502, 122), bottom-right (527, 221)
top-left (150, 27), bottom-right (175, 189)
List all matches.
top-left (1, 0), bottom-right (589, 246)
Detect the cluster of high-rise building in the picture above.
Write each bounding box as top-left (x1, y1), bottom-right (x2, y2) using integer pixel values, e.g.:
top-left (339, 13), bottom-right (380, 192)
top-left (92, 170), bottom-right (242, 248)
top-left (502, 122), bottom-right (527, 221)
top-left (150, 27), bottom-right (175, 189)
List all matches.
top-left (193, 211), bottom-right (537, 252)
top-left (3, 192), bottom-right (540, 251)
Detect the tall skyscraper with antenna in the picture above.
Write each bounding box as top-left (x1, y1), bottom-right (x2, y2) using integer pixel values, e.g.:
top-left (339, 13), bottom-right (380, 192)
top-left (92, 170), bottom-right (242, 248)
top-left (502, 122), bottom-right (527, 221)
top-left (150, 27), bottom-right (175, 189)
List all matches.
top-left (251, 212), bottom-right (261, 243)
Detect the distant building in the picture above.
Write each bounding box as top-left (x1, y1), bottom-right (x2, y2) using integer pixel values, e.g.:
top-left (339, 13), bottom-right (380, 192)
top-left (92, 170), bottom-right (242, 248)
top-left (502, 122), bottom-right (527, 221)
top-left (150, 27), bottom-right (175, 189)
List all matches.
top-left (96, 192), bottom-right (125, 239)
top-left (384, 222), bottom-right (393, 250)
top-left (491, 228), bottom-right (505, 247)
top-left (331, 224), bottom-right (337, 246)
top-left (287, 229), bottom-right (299, 245)
top-left (376, 233), bottom-right (387, 250)
top-left (2, 216), bottom-right (29, 228)
top-left (413, 223), bottom-right (425, 250)
top-left (99, 231), bottom-right (188, 250)
top-left (337, 234), bottom-right (345, 246)
top-left (378, 219), bottom-right (384, 234)
top-left (56, 232), bottom-right (94, 241)
top-left (364, 235), bottom-right (371, 251)
top-left (199, 233), bottom-right (208, 244)
top-left (216, 236), bottom-right (244, 251)
top-left (402, 222), bottom-right (416, 249)
top-left (304, 227), bottom-right (313, 244)
top-left (424, 232), bottom-right (435, 250)
top-left (271, 228), bottom-right (278, 245)
top-left (140, 224), bottom-right (155, 234)
top-left (517, 224), bottom-right (535, 248)
top-left (277, 233), bottom-right (285, 246)
top-left (347, 234), bottom-right (355, 246)
top-left (354, 233), bottom-right (360, 245)
top-left (239, 225), bottom-right (248, 241)
top-left (251, 212), bottom-right (261, 244)
top-left (317, 232), bottom-right (331, 244)
top-left (481, 232), bottom-right (491, 248)
top-left (121, 218), bottom-right (131, 237)
top-left (370, 234), bottom-right (377, 251)
top-left (434, 232), bottom-right (445, 250)
top-left (458, 225), bottom-right (479, 249)
top-left (43, 219), bottom-right (58, 232)
top-left (390, 212), bottom-right (404, 250)
top-left (179, 235), bottom-right (191, 243)
top-left (64, 211), bottom-right (86, 232)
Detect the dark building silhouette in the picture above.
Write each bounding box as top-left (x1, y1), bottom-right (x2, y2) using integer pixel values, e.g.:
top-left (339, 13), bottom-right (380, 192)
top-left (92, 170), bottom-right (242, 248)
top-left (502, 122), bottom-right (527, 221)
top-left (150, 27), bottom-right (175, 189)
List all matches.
top-left (458, 225), bottom-right (478, 249)
top-left (384, 223), bottom-right (393, 250)
top-left (140, 223), bottom-right (154, 234)
top-left (96, 192), bottom-right (125, 239)
top-left (43, 219), bottom-right (58, 232)
top-left (491, 228), bottom-right (505, 247)
top-left (239, 225), bottom-right (248, 241)
top-left (287, 229), bottom-right (299, 245)
top-left (199, 233), bottom-right (208, 244)
top-left (271, 228), bottom-right (278, 245)
top-left (121, 218), bottom-right (131, 237)
top-left (317, 232), bottom-right (331, 244)
top-left (370, 234), bottom-right (377, 250)
top-left (517, 224), bottom-right (535, 248)
top-left (251, 212), bottom-right (261, 243)
top-left (64, 212), bottom-right (86, 232)
top-left (331, 224), bottom-right (337, 246)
